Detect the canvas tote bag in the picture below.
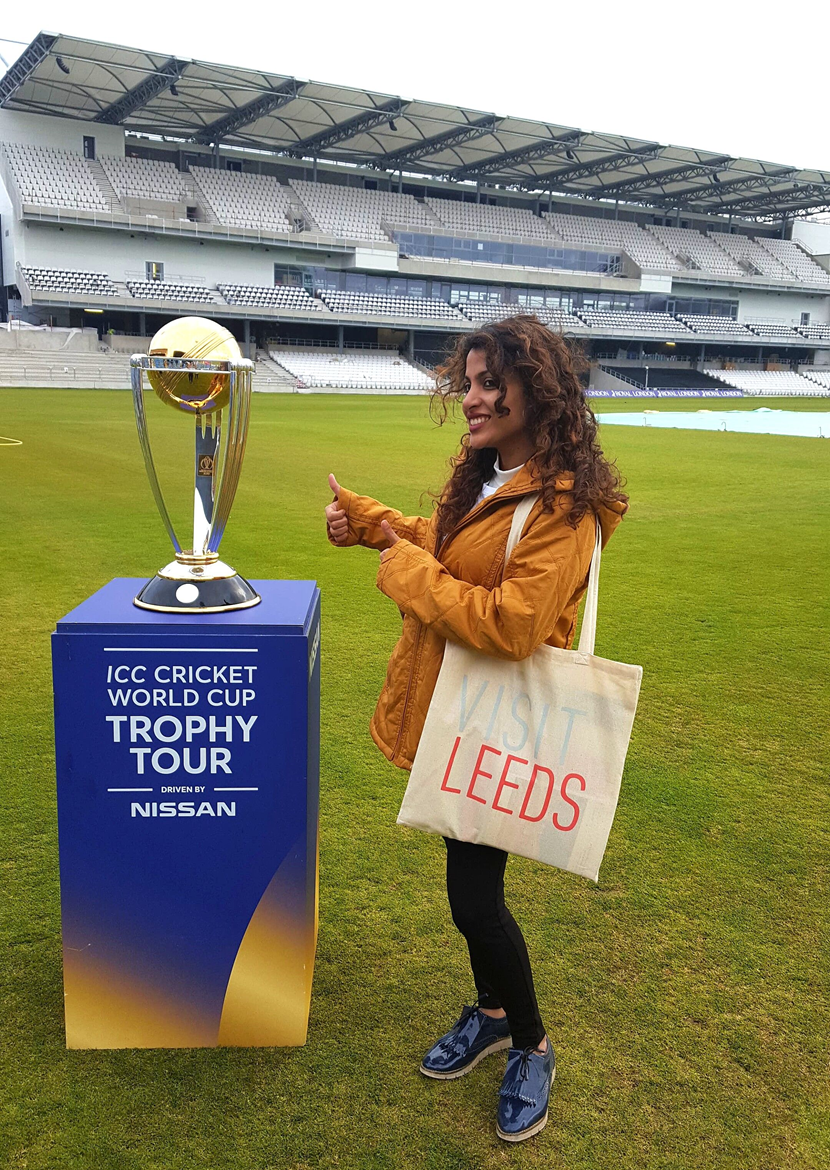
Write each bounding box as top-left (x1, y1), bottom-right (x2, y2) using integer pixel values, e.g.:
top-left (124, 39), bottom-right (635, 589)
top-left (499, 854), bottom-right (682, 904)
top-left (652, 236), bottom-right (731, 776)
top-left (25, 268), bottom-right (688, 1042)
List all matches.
top-left (397, 495), bottom-right (642, 882)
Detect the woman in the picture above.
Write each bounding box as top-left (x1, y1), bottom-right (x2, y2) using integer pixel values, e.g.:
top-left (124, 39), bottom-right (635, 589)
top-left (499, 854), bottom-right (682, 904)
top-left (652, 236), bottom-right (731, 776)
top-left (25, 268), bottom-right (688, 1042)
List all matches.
top-left (324, 316), bottom-right (628, 1142)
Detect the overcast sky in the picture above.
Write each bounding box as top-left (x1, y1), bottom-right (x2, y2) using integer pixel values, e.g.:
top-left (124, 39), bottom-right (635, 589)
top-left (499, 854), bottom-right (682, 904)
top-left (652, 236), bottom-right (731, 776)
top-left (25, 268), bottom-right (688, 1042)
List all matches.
top-left (2, 0), bottom-right (828, 172)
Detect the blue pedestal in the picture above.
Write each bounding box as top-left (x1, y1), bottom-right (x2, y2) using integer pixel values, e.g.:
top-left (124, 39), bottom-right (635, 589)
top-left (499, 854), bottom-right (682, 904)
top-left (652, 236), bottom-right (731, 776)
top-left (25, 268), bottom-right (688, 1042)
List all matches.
top-left (52, 578), bottom-right (320, 1049)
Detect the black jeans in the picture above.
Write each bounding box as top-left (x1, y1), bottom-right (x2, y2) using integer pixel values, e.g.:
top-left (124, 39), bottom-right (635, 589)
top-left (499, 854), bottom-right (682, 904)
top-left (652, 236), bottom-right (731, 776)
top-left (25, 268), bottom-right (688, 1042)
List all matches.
top-left (444, 836), bottom-right (545, 1051)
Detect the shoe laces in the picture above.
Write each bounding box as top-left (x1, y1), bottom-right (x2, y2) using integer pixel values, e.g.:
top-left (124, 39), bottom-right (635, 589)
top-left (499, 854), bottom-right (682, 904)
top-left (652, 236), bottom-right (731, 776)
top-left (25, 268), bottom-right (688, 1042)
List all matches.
top-left (499, 1045), bottom-right (542, 1106)
top-left (440, 999), bottom-right (483, 1056)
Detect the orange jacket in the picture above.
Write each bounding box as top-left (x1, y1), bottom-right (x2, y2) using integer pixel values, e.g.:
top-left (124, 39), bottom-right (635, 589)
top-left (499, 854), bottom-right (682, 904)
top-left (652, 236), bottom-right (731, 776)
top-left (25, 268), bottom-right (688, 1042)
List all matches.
top-left (330, 461), bottom-right (626, 770)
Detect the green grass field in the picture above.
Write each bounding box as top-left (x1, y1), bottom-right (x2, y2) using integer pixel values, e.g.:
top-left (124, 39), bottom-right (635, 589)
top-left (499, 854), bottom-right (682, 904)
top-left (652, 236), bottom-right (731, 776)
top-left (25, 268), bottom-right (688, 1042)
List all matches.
top-left (2, 389), bottom-right (829, 1170)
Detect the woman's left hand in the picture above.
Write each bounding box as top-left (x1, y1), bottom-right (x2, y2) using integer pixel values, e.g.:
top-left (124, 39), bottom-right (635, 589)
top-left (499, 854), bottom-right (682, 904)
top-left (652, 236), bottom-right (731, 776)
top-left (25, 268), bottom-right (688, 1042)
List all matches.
top-left (379, 519), bottom-right (401, 563)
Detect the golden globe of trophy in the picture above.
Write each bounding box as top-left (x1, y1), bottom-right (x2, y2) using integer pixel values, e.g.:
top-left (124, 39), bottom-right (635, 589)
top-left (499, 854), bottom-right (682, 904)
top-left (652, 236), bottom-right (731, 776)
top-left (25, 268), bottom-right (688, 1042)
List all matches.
top-left (130, 316), bottom-right (260, 613)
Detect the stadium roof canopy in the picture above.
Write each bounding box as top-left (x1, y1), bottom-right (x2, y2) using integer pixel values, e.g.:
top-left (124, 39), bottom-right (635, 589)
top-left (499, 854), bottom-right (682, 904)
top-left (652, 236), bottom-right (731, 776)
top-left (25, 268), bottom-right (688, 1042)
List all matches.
top-left (2, 31), bottom-right (830, 221)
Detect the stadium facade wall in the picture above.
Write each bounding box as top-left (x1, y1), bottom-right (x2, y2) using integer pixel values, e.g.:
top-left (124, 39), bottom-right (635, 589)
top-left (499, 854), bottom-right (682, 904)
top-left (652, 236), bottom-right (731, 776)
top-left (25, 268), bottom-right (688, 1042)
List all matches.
top-left (0, 165), bottom-right (13, 284)
top-left (0, 110), bottom-right (125, 157)
top-left (14, 222), bottom-right (299, 288)
top-left (668, 279), bottom-right (830, 327)
top-left (792, 221), bottom-right (830, 260)
top-left (0, 325), bottom-right (101, 352)
top-left (734, 288), bottom-right (830, 326)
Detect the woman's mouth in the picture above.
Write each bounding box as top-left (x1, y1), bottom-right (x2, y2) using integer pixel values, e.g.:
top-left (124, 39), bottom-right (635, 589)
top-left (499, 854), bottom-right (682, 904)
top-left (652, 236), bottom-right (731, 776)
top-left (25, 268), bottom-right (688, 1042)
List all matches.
top-left (468, 414), bottom-right (490, 432)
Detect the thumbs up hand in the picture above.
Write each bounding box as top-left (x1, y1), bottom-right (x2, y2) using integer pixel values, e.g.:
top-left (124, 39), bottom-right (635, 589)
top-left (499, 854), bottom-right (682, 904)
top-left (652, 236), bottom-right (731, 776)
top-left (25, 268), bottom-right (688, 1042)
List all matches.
top-left (379, 519), bottom-right (401, 563)
top-left (325, 473), bottom-right (349, 545)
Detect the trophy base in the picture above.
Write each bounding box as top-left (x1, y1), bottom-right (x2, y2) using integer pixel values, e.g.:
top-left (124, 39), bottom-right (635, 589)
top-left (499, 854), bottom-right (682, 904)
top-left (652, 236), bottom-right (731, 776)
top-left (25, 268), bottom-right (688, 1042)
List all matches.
top-left (134, 572), bottom-right (261, 614)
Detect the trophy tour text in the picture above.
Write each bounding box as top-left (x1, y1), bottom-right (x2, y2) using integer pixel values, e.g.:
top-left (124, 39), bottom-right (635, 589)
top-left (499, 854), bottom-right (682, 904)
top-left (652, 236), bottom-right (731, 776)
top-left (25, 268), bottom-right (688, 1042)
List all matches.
top-left (104, 659), bottom-right (260, 817)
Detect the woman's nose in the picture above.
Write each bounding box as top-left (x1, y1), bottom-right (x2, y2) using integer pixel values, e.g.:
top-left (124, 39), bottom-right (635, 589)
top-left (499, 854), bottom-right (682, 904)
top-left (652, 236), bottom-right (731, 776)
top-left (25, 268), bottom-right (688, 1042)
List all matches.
top-left (463, 388), bottom-right (480, 412)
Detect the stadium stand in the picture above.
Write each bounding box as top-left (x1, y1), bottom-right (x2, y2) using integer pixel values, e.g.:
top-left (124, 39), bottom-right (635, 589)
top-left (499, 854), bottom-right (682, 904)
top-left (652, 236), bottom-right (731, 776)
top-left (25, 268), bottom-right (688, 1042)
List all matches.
top-left (426, 198), bottom-right (556, 241)
top-left (576, 309), bottom-right (692, 334)
top-left (802, 369), bottom-right (830, 389)
top-left (2, 142), bottom-right (109, 210)
top-left (677, 314), bottom-right (755, 338)
top-left (99, 155), bottom-right (187, 203)
top-left (601, 366), bottom-right (724, 391)
top-left (798, 324), bottom-right (830, 341)
top-left (270, 349), bottom-right (433, 391)
top-left (317, 290), bottom-right (463, 321)
top-left (290, 181), bottom-right (438, 241)
top-left (743, 321), bottom-right (803, 340)
top-left (455, 302), bottom-right (586, 330)
top-left (647, 226), bottom-right (746, 278)
top-left (126, 280), bottom-right (219, 303)
top-left (21, 266), bottom-right (119, 297)
top-left (218, 284), bottom-right (324, 311)
top-left (708, 233), bottom-right (795, 281)
top-left (704, 369), bottom-right (822, 395)
top-left (546, 213), bottom-right (682, 271)
top-left (0, 347), bottom-right (129, 389)
top-left (191, 167), bottom-right (297, 233)
top-left (757, 239), bottom-right (830, 286)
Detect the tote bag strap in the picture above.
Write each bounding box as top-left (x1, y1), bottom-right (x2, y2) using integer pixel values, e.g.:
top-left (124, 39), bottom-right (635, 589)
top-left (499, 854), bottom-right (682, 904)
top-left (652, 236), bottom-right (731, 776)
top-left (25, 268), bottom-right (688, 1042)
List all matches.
top-left (503, 494), bottom-right (603, 657)
top-left (504, 492), bottom-right (540, 563)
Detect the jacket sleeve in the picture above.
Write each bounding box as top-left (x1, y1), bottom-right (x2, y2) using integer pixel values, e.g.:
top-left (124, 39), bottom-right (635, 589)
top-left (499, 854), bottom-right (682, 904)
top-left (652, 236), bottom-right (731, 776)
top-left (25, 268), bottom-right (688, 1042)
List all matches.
top-left (327, 486), bottom-right (429, 550)
top-left (375, 508), bottom-right (596, 660)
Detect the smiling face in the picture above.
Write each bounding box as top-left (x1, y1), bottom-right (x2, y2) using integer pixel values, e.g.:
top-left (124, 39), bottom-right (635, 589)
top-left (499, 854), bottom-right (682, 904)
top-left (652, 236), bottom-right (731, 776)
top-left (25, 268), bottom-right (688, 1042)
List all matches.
top-left (462, 347), bottom-right (535, 469)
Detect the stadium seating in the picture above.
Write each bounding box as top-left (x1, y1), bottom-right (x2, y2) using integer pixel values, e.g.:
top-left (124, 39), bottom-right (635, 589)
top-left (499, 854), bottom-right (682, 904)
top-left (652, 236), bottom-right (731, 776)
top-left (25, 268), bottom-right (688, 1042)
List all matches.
top-left (546, 213), bottom-right (682, 271)
top-left (126, 281), bottom-right (218, 303)
top-left (99, 155), bottom-right (188, 203)
top-left (798, 324), bottom-right (830, 341)
top-left (191, 167), bottom-right (296, 233)
top-left (576, 309), bottom-right (692, 334)
top-left (455, 302), bottom-right (586, 330)
top-left (708, 233), bottom-right (795, 281)
top-left (743, 322), bottom-right (803, 340)
top-left (704, 369), bottom-right (822, 395)
top-left (647, 226), bottom-right (745, 277)
top-left (290, 180), bottom-right (439, 241)
top-left (218, 283), bottom-right (323, 310)
top-left (21, 266), bottom-right (119, 296)
top-left (757, 238), bottom-right (830, 286)
top-left (802, 369), bottom-right (830, 389)
top-left (426, 197), bottom-right (556, 240)
top-left (270, 349), bottom-right (433, 391)
top-left (2, 142), bottom-right (109, 210)
top-left (317, 290), bottom-right (463, 321)
top-left (678, 315), bottom-right (755, 338)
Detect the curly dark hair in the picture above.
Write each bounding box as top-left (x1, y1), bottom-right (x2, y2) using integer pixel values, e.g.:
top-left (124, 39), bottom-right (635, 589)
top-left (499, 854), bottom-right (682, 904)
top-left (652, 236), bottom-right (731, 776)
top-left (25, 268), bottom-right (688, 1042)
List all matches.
top-left (428, 315), bottom-right (628, 545)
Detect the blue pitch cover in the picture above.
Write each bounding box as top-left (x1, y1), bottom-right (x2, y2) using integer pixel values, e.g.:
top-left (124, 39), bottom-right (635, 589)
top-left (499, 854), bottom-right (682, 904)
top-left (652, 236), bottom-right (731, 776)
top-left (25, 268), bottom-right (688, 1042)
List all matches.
top-left (52, 578), bottom-right (320, 1049)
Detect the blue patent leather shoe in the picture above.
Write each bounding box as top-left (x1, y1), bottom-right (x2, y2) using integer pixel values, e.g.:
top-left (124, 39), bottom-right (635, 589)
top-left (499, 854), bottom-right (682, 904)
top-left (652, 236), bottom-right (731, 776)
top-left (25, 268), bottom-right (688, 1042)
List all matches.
top-left (496, 1040), bottom-right (555, 1142)
top-left (419, 1001), bottom-right (512, 1080)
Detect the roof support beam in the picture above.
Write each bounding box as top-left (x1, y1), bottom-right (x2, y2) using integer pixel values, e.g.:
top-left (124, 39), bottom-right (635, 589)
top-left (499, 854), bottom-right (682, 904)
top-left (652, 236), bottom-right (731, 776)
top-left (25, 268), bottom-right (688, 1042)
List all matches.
top-left (0, 32), bottom-right (57, 107)
top-left (370, 114), bottom-right (498, 170)
top-left (587, 156), bottom-right (734, 199)
top-left (526, 145), bottom-right (663, 190)
top-left (192, 78), bottom-right (303, 144)
top-left (703, 182), bottom-right (830, 214)
top-left (95, 56), bottom-right (187, 124)
top-left (652, 167), bottom-right (798, 208)
top-left (285, 98), bottom-right (404, 158)
top-left (446, 130), bottom-right (584, 181)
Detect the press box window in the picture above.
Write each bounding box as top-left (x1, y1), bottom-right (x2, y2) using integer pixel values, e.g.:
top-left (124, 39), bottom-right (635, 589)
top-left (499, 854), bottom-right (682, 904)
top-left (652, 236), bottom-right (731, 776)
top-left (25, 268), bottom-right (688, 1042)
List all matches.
top-left (83, 136), bottom-right (96, 160)
top-left (146, 261), bottom-right (164, 282)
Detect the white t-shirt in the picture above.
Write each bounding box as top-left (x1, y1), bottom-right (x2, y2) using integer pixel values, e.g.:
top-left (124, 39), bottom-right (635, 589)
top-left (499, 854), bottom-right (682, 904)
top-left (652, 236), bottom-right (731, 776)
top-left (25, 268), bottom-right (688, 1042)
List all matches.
top-left (475, 456), bottom-right (524, 505)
